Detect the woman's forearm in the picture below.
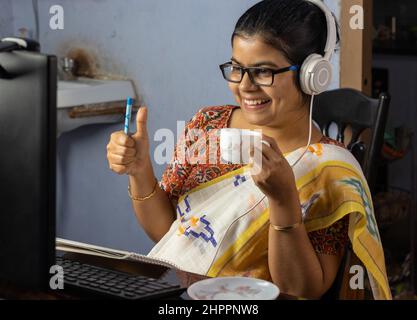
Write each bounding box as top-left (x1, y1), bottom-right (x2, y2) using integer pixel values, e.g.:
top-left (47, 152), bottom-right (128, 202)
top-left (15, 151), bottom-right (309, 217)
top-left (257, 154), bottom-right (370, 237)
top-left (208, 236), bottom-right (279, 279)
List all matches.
top-left (267, 197), bottom-right (327, 299)
top-left (128, 158), bottom-right (176, 243)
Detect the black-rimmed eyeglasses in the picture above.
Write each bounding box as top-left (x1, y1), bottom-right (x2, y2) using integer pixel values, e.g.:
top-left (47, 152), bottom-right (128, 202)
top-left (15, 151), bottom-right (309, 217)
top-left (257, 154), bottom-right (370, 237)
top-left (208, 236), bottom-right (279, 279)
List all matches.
top-left (219, 62), bottom-right (299, 87)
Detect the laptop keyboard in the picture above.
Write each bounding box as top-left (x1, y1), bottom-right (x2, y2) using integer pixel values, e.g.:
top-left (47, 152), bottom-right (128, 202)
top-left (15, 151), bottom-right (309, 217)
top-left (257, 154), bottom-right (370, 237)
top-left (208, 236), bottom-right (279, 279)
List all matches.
top-left (56, 257), bottom-right (184, 300)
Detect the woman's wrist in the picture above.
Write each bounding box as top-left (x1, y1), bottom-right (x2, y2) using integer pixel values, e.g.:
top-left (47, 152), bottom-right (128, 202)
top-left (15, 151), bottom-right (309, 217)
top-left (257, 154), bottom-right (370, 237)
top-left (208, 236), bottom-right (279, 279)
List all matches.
top-left (128, 157), bottom-right (158, 197)
top-left (268, 191), bottom-right (302, 227)
top-left (129, 156), bottom-right (154, 178)
top-left (128, 178), bottom-right (158, 201)
top-left (268, 184), bottom-right (298, 207)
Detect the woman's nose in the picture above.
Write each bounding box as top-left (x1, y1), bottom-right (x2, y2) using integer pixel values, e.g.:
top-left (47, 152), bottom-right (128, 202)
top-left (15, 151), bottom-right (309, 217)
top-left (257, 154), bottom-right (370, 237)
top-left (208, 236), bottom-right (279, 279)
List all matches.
top-left (239, 71), bottom-right (258, 91)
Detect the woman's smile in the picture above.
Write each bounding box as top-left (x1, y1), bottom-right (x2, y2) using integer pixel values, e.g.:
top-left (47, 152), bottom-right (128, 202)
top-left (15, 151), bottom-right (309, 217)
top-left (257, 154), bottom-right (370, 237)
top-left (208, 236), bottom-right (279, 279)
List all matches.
top-left (241, 97), bottom-right (272, 112)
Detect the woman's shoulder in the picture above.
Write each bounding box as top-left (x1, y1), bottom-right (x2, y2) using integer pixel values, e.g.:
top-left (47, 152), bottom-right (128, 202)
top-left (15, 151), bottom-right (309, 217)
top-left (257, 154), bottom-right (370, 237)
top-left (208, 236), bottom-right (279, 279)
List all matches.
top-left (313, 136), bottom-right (364, 172)
top-left (319, 135), bottom-right (346, 149)
top-left (186, 105), bottom-right (238, 131)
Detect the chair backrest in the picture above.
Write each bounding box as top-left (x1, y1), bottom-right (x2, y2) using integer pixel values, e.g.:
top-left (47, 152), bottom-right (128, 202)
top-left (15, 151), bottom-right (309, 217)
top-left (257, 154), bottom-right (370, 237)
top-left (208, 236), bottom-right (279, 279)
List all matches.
top-left (313, 88), bottom-right (390, 192)
top-left (313, 88), bottom-right (390, 300)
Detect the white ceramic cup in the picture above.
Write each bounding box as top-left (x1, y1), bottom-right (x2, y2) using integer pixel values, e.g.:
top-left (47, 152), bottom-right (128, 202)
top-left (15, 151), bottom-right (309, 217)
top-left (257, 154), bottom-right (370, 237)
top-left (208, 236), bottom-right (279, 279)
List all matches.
top-left (220, 128), bottom-right (267, 164)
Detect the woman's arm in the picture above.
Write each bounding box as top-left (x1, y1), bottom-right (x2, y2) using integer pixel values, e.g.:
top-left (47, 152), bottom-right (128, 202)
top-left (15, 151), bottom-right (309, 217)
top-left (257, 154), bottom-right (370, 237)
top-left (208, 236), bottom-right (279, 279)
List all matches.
top-left (267, 194), bottom-right (344, 299)
top-left (128, 157), bottom-right (176, 243)
top-left (249, 134), bottom-right (344, 299)
top-left (107, 107), bottom-right (176, 242)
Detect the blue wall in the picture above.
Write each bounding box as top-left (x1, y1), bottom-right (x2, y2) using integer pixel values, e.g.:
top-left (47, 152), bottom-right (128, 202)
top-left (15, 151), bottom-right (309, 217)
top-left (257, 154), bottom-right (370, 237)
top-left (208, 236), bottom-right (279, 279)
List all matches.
top-left (8, 0), bottom-right (340, 253)
top-left (0, 0), bottom-right (13, 38)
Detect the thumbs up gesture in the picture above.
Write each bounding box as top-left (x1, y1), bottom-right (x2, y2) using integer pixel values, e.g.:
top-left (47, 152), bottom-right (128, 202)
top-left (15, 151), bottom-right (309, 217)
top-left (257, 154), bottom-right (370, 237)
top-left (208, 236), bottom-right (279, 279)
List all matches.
top-left (106, 106), bottom-right (152, 177)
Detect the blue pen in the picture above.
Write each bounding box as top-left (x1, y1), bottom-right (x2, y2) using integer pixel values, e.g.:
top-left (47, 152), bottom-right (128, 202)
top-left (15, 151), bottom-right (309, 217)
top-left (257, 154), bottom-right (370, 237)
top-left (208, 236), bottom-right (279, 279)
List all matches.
top-left (124, 97), bottom-right (133, 135)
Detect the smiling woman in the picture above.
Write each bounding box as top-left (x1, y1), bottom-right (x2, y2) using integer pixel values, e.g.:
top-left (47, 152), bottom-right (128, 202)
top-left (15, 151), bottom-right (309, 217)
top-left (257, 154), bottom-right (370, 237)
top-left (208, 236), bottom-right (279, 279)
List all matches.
top-left (106, 0), bottom-right (391, 300)
top-left (224, 36), bottom-right (315, 143)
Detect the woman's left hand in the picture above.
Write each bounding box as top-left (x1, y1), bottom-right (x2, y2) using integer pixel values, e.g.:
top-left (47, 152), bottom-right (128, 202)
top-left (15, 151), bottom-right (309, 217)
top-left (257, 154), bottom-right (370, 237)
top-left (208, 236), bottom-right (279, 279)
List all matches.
top-left (249, 134), bottom-right (298, 205)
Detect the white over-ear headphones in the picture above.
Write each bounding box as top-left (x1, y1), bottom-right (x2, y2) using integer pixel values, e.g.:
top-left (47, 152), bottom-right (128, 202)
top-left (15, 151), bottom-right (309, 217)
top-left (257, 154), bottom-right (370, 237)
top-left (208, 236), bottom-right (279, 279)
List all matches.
top-left (299, 0), bottom-right (337, 95)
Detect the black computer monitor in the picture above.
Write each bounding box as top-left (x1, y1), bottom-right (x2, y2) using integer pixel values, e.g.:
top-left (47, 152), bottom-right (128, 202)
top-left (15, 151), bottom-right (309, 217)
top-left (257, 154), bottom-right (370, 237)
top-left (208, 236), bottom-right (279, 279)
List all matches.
top-left (0, 49), bottom-right (57, 289)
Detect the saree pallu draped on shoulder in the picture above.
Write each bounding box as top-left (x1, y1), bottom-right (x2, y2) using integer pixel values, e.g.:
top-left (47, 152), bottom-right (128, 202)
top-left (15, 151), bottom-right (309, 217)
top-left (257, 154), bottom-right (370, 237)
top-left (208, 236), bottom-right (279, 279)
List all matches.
top-left (148, 143), bottom-right (392, 300)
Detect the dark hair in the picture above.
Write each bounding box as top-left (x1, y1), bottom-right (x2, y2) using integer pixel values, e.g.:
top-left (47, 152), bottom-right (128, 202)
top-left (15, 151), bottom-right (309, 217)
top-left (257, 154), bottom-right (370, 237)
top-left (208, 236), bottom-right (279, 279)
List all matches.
top-left (232, 0), bottom-right (339, 97)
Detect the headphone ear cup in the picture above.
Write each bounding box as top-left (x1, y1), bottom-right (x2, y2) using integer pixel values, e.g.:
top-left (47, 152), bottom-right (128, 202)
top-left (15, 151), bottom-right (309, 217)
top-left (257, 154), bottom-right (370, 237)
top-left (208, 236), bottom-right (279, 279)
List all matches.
top-left (300, 53), bottom-right (332, 95)
top-left (300, 54), bottom-right (319, 95)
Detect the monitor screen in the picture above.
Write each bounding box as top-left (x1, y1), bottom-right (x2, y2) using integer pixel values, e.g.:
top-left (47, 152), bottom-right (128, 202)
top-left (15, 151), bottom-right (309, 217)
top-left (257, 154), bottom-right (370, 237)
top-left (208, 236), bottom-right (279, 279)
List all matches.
top-left (0, 50), bottom-right (57, 289)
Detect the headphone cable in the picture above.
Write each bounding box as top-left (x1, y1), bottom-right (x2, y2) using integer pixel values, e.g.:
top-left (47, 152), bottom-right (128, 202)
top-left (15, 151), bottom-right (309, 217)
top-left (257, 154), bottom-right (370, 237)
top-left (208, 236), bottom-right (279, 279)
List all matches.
top-left (242, 94), bottom-right (316, 216)
top-left (289, 93), bottom-right (315, 168)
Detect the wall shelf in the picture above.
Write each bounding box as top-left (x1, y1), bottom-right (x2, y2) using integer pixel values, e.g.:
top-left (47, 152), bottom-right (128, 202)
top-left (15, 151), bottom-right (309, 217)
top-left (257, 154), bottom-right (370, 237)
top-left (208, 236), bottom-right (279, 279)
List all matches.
top-left (56, 77), bottom-right (136, 135)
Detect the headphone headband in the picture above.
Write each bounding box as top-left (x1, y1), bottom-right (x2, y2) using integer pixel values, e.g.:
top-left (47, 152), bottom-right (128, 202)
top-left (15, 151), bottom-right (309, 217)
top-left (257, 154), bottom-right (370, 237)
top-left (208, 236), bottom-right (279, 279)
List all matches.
top-left (307, 0), bottom-right (337, 61)
top-left (299, 0), bottom-right (337, 95)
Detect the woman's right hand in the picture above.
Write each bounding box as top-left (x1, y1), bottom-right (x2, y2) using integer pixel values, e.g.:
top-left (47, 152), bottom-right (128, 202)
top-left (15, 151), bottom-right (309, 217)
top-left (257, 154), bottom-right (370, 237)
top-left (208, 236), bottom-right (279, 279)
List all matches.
top-left (106, 106), bottom-right (151, 177)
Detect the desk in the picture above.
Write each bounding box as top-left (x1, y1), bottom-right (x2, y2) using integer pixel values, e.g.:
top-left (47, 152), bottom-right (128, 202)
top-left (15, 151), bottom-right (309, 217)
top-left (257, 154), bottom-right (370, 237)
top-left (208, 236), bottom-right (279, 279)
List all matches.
top-left (0, 252), bottom-right (295, 300)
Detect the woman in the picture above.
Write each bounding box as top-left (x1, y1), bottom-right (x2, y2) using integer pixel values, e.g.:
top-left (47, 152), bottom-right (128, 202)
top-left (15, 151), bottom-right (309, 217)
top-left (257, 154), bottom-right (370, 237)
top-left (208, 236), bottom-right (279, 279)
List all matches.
top-left (106, 0), bottom-right (390, 299)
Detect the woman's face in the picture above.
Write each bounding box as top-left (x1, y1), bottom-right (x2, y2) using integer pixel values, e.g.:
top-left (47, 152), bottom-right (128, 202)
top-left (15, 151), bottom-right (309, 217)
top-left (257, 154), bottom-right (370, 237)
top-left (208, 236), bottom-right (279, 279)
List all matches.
top-left (228, 35), bottom-right (306, 128)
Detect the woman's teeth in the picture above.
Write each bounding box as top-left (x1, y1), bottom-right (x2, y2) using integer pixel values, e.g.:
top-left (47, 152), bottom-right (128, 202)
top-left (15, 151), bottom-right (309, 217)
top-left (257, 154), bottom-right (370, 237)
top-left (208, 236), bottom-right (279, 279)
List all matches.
top-left (243, 99), bottom-right (271, 106)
